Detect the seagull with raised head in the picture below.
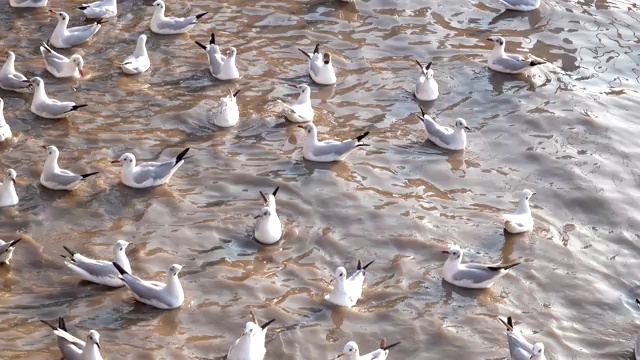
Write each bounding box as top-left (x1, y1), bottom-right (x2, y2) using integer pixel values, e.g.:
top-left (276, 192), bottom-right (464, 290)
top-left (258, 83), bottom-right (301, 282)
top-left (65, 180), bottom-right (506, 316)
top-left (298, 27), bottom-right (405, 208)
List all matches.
top-left (298, 43), bottom-right (336, 85)
top-left (254, 187), bottom-right (282, 245)
top-left (414, 60), bottom-right (438, 101)
top-left (502, 189), bottom-right (535, 234)
top-left (195, 32), bottom-right (239, 80)
top-left (48, 10), bottom-right (106, 49)
top-left (0, 169), bottom-right (18, 208)
top-left (325, 259), bottom-right (374, 307)
top-left (277, 84), bottom-right (314, 123)
top-left (150, 0), bottom-right (208, 35)
top-left (78, 0), bottom-right (117, 19)
top-left (415, 106), bottom-right (470, 151)
top-left (486, 36), bottom-right (545, 74)
top-left (24, 77), bottom-right (88, 119)
top-left (0, 52), bottom-right (30, 93)
top-left (111, 148), bottom-right (190, 189)
top-left (0, 98), bottom-right (12, 142)
top-left (0, 238), bottom-right (21, 265)
top-left (113, 262), bottom-right (185, 309)
top-left (441, 244), bottom-right (520, 289)
top-left (499, 316), bottom-right (546, 360)
top-left (40, 42), bottom-right (84, 79)
top-left (215, 88), bottom-right (241, 127)
top-left (40, 317), bottom-right (84, 360)
top-left (298, 123), bottom-right (369, 162)
top-left (10, 0), bottom-right (47, 7)
top-left (336, 339), bottom-right (401, 360)
top-left (120, 34), bottom-right (150, 75)
top-left (227, 311), bottom-right (276, 360)
top-left (495, 0), bottom-right (540, 11)
top-left (40, 145), bottom-right (99, 191)
top-left (61, 240), bottom-right (131, 287)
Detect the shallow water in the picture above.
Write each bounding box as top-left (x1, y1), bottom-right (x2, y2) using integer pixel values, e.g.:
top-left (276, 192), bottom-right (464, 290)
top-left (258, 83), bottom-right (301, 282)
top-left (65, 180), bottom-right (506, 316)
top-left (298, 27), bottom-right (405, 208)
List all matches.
top-left (1, 0), bottom-right (640, 359)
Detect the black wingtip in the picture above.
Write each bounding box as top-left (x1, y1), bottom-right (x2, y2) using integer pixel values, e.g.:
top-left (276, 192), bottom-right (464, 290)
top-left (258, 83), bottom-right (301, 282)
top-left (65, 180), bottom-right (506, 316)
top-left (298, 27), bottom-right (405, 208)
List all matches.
top-left (78, 5), bottom-right (88, 10)
top-left (62, 245), bottom-right (75, 256)
top-left (174, 148), bottom-right (190, 165)
top-left (356, 143), bottom-right (370, 148)
top-left (356, 259), bottom-right (362, 270)
top-left (8, 238), bottom-right (21, 248)
top-left (313, 43), bottom-right (320, 54)
top-left (66, 104), bottom-right (88, 113)
top-left (382, 341), bottom-right (401, 351)
top-left (488, 262), bottom-right (521, 271)
top-left (58, 317), bottom-right (67, 331)
top-left (362, 260), bottom-right (374, 270)
top-left (272, 186), bottom-right (280, 197)
top-left (415, 59), bottom-right (423, 68)
top-left (354, 131), bottom-right (370, 142)
top-left (209, 32), bottom-right (215, 45)
top-left (195, 41), bottom-right (207, 50)
top-left (636, 299), bottom-right (640, 306)
top-left (40, 319), bottom-right (57, 330)
top-left (419, 106), bottom-right (426, 117)
top-left (41, 42), bottom-right (52, 53)
top-left (195, 12), bottom-right (208, 20)
top-left (233, 89), bottom-right (241, 98)
top-left (80, 172), bottom-right (99, 179)
top-left (95, 18), bottom-right (108, 25)
top-left (507, 316), bottom-right (513, 328)
top-left (112, 261), bottom-right (129, 276)
top-left (425, 61), bottom-right (432, 70)
top-left (298, 48), bottom-right (311, 59)
top-left (260, 319), bottom-right (276, 330)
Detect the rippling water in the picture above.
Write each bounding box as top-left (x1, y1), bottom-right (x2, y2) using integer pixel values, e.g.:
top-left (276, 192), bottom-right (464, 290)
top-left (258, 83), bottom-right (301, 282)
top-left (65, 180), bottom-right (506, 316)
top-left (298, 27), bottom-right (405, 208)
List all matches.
top-left (1, 0), bottom-right (640, 358)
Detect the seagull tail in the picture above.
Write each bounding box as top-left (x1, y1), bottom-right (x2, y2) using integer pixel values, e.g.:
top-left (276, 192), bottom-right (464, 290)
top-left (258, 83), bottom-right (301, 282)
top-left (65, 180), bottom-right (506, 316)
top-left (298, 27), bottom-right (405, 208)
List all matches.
top-left (354, 131), bottom-right (370, 142)
top-left (488, 262), bottom-right (521, 271)
top-left (195, 12), bottom-right (208, 20)
top-left (62, 245), bottom-right (76, 257)
top-left (112, 261), bottom-right (130, 276)
top-left (173, 148), bottom-right (190, 167)
top-left (80, 172), bottom-right (99, 179)
top-left (65, 104), bottom-right (88, 113)
top-left (194, 41), bottom-right (207, 51)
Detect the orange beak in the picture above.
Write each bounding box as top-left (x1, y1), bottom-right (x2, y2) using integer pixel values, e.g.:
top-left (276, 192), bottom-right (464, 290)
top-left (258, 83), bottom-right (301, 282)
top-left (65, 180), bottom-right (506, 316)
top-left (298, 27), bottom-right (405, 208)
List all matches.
top-left (41, 145), bottom-right (47, 149)
top-left (48, 9), bottom-right (56, 14)
top-left (79, 69), bottom-right (84, 77)
top-left (11, 178), bottom-right (16, 184)
top-left (111, 160), bottom-right (120, 164)
top-left (297, 125), bottom-right (304, 129)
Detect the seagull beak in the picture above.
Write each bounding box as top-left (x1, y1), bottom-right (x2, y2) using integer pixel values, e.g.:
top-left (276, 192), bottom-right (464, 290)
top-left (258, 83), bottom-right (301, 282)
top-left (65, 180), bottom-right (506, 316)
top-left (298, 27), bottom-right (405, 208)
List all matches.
top-left (485, 37), bottom-right (493, 42)
top-left (290, 84), bottom-right (298, 88)
top-left (96, 342), bottom-right (101, 350)
top-left (41, 145), bottom-right (47, 149)
top-left (336, 352), bottom-right (346, 358)
top-left (48, 9), bottom-right (56, 14)
top-left (254, 214), bottom-right (262, 219)
top-left (441, 250), bottom-right (450, 254)
top-left (111, 160), bottom-right (120, 164)
top-left (464, 126), bottom-right (471, 131)
top-left (11, 178), bottom-right (16, 184)
top-left (297, 125), bottom-right (305, 129)
top-left (22, 80), bottom-right (30, 84)
top-left (79, 69), bottom-right (84, 77)
top-left (531, 192), bottom-right (537, 195)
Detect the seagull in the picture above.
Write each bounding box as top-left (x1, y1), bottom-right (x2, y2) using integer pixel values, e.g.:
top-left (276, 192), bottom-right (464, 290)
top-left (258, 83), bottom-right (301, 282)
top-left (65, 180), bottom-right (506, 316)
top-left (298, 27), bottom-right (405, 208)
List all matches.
top-left (227, 311), bottom-right (276, 360)
top-left (0, 238), bottom-right (21, 265)
top-left (495, 0), bottom-right (540, 11)
top-left (0, 52), bottom-right (31, 93)
top-left (254, 186), bottom-right (282, 245)
top-left (503, 189), bottom-right (535, 234)
top-left (40, 317), bottom-right (84, 360)
top-left (415, 106), bottom-right (470, 151)
top-left (120, 34), bottom-right (150, 75)
top-left (48, 10), bottom-right (106, 49)
top-left (325, 259), bottom-right (374, 307)
top-left (215, 88), bottom-right (241, 128)
top-left (40, 42), bottom-right (84, 79)
top-left (297, 123), bottom-right (370, 162)
top-left (24, 77), bottom-right (88, 119)
top-left (10, 0), bottom-right (47, 7)
top-left (78, 0), bottom-right (117, 19)
top-left (61, 240), bottom-right (131, 287)
top-left (441, 244), bottom-right (520, 289)
top-left (40, 145), bottom-right (99, 190)
top-left (0, 169), bottom-right (19, 208)
top-left (0, 98), bottom-right (13, 142)
top-left (336, 339), bottom-right (401, 360)
top-left (150, 0), bottom-right (208, 35)
top-left (195, 33), bottom-right (239, 80)
top-left (498, 316), bottom-right (546, 360)
top-left (113, 262), bottom-right (185, 310)
top-left (277, 84), bottom-right (314, 123)
top-left (298, 43), bottom-right (337, 85)
top-left (111, 148), bottom-right (190, 189)
top-left (414, 60), bottom-right (439, 101)
top-left (486, 36), bottom-right (545, 74)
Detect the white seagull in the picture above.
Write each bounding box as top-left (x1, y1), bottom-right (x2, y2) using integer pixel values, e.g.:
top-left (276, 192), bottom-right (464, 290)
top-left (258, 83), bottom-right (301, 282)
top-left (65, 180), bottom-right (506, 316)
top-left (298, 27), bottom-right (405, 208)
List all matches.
top-left (254, 187), bottom-right (282, 245)
top-left (195, 32), bottom-right (240, 80)
top-left (25, 77), bottom-right (88, 119)
top-left (495, 0), bottom-right (540, 11)
top-left (111, 148), bottom-right (190, 189)
top-left (298, 123), bottom-right (370, 162)
top-left (0, 52), bottom-right (31, 93)
top-left (0, 98), bottom-right (13, 142)
top-left (325, 259), bottom-right (374, 308)
top-left (0, 169), bottom-right (19, 208)
top-left (48, 10), bottom-right (106, 49)
top-left (40, 317), bottom-right (84, 360)
top-left (0, 238), bottom-right (21, 265)
top-left (277, 84), bottom-right (314, 123)
top-left (113, 262), bottom-right (185, 310)
top-left (150, 0), bottom-right (208, 35)
top-left (486, 36), bottom-right (545, 74)
top-left (10, 0), bottom-right (47, 7)
top-left (61, 240), bottom-right (131, 287)
top-left (298, 43), bottom-right (337, 85)
top-left (40, 42), bottom-right (84, 79)
top-left (78, 0), bottom-right (117, 19)
top-left (120, 34), bottom-right (150, 75)
top-left (227, 312), bottom-right (276, 360)
top-left (336, 339), bottom-right (401, 360)
top-left (215, 88), bottom-right (241, 128)
top-left (441, 244), bottom-right (520, 289)
top-left (41, 145), bottom-right (99, 191)
top-left (499, 316), bottom-right (546, 360)
top-left (414, 60), bottom-right (439, 101)
top-left (502, 189), bottom-right (535, 234)
top-left (416, 106), bottom-right (470, 151)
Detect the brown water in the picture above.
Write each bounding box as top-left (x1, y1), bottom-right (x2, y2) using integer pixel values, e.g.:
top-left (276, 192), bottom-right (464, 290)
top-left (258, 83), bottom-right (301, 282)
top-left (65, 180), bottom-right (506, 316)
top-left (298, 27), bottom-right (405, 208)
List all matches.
top-left (1, 0), bottom-right (639, 358)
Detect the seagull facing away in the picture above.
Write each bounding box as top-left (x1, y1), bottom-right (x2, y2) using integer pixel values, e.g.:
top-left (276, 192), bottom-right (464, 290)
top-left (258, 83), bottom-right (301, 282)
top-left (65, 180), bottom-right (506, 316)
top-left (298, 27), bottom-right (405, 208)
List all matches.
top-left (0, 169), bottom-right (19, 208)
top-left (61, 240), bottom-right (131, 287)
top-left (254, 187), bottom-right (282, 245)
top-left (24, 77), bottom-right (88, 119)
top-left (215, 88), bottom-right (241, 128)
top-left (195, 32), bottom-right (240, 80)
top-left (495, 0), bottom-right (540, 11)
top-left (441, 244), bottom-right (520, 289)
top-left (325, 259), bottom-right (374, 307)
top-left (0, 52), bottom-right (30, 93)
top-left (277, 84), bottom-right (314, 123)
top-left (0, 238), bottom-right (21, 265)
top-left (414, 60), bottom-right (439, 101)
top-left (336, 339), bottom-right (401, 360)
top-left (10, 0), bottom-right (47, 7)
top-left (298, 43), bottom-right (337, 85)
top-left (40, 317), bottom-right (84, 360)
top-left (227, 311), bottom-right (276, 360)
top-left (40, 145), bottom-right (99, 191)
top-left (48, 10), bottom-right (106, 49)
top-left (150, 0), bottom-right (208, 35)
top-left (44, 325), bottom-right (103, 360)
top-left (121, 34), bottom-right (150, 75)
top-left (503, 189), bottom-right (535, 234)
top-left (0, 98), bottom-right (13, 142)
top-left (40, 42), bottom-right (84, 79)
top-left (486, 36), bottom-right (545, 74)
top-left (111, 148), bottom-right (190, 189)
top-left (78, 0), bottom-right (117, 19)
top-left (416, 106), bottom-right (470, 151)
top-left (113, 262), bottom-right (185, 310)
top-left (297, 123), bottom-right (370, 162)
top-left (499, 316), bottom-right (546, 360)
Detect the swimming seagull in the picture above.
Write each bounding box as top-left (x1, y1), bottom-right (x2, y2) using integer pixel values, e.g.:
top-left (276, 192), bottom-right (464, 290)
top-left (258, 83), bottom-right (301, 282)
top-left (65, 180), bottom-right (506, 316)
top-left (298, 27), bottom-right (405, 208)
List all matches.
top-left (486, 36), bottom-right (546, 74)
top-left (415, 106), bottom-right (470, 151)
top-left (254, 187), bottom-right (282, 245)
top-left (298, 43), bottom-right (337, 85)
top-left (498, 316), bottom-right (546, 360)
top-left (61, 240), bottom-right (131, 287)
top-left (226, 311), bottom-right (276, 360)
top-left (215, 88), bottom-right (241, 127)
top-left (414, 60), bottom-right (439, 101)
top-left (40, 145), bottom-right (99, 190)
top-left (0, 52), bottom-right (31, 93)
top-left (40, 42), bottom-right (84, 79)
top-left (0, 169), bottom-right (19, 208)
top-left (0, 98), bottom-right (13, 142)
top-left (336, 339), bottom-right (401, 360)
top-left (113, 262), bottom-right (185, 310)
top-left (277, 84), bottom-right (314, 123)
top-left (78, 0), bottom-right (117, 19)
top-left (502, 189), bottom-right (535, 234)
top-left (441, 244), bottom-right (520, 289)
top-left (150, 0), bottom-right (208, 35)
top-left (120, 34), bottom-right (150, 75)
top-left (10, 0), bottom-right (47, 7)
top-left (24, 77), bottom-right (88, 119)
top-left (111, 148), bottom-right (190, 189)
top-left (325, 259), bottom-right (374, 307)
top-left (0, 238), bottom-right (21, 265)
top-left (48, 10), bottom-right (106, 49)
top-left (495, 0), bottom-right (540, 11)
top-left (297, 123), bottom-right (370, 162)
top-left (40, 317), bottom-right (84, 360)
top-left (195, 33), bottom-right (240, 80)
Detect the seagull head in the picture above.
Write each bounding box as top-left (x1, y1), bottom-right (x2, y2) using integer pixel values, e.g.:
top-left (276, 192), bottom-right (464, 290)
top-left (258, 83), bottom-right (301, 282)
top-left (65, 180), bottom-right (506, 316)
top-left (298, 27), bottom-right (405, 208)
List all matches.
top-left (416, 60), bottom-right (434, 79)
top-left (441, 244), bottom-right (463, 259)
top-left (454, 118), bottom-right (471, 132)
top-left (520, 189), bottom-right (536, 202)
top-left (24, 77), bottom-right (43, 90)
top-left (168, 264), bottom-right (183, 277)
top-left (152, 0), bottom-right (165, 9)
top-left (486, 36), bottom-right (505, 47)
top-left (6, 169), bottom-right (16, 184)
top-left (226, 47), bottom-right (237, 57)
top-left (297, 123), bottom-right (316, 136)
top-left (70, 55), bottom-right (84, 77)
top-left (114, 240), bottom-right (130, 254)
top-left (49, 10), bottom-right (69, 22)
top-left (242, 321), bottom-right (261, 336)
top-left (323, 52), bottom-right (332, 65)
top-left (111, 153), bottom-right (136, 167)
top-left (87, 330), bottom-right (101, 350)
top-left (530, 343), bottom-right (545, 359)
top-left (334, 266), bottom-right (347, 282)
top-left (42, 145), bottom-right (59, 159)
top-left (337, 341), bottom-right (359, 358)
